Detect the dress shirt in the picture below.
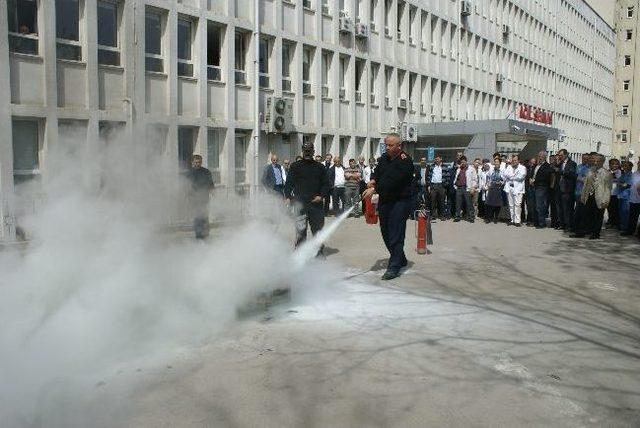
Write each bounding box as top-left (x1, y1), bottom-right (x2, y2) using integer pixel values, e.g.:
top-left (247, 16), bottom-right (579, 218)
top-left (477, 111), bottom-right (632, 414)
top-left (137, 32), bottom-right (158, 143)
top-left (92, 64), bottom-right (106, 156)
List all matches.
top-left (431, 164), bottom-right (443, 183)
top-left (334, 166), bottom-right (346, 187)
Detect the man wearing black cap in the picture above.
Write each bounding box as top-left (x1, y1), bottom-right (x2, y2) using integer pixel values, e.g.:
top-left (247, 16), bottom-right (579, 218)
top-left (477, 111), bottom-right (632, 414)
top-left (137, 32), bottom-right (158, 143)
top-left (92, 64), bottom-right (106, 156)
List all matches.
top-left (285, 140), bottom-right (331, 254)
top-left (362, 133), bottom-right (415, 280)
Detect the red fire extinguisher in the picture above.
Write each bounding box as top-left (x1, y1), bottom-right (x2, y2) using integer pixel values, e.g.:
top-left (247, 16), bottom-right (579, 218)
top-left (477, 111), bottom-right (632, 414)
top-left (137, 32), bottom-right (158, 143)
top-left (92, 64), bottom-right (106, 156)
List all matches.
top-left (364, 194), bottom-right (378, 224)
top-left (415, 208), bottom-right (434, 255)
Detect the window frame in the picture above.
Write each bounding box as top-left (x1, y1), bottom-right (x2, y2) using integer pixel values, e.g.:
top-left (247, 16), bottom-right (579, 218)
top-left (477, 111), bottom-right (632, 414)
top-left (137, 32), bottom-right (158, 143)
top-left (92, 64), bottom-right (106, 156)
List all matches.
top-left (145, 7), bottom-right (165, 73)
top-left (56, 0), bottom-right (84, 61)
top-left (7, 0), bottom-right (40, 55)
top-left (234, 31), bottom-right (248, 85)
top-left (97, 0), bottom-right (121, 66)
top-left (207, 22), bottom-right (223, 82)
top-left (177, 15), bottom-right (196, 77)
top-left (12, 119), bottom-right (41, 176)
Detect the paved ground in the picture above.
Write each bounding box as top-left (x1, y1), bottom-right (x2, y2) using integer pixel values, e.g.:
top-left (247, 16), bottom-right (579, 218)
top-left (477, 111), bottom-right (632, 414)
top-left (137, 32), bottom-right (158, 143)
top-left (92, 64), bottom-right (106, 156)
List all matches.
top-left (126, 218), bottom-right (640, 427)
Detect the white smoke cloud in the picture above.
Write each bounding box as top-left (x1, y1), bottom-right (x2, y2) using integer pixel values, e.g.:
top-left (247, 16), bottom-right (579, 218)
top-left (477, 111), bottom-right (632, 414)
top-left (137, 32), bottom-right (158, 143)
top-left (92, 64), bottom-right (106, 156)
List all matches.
top-left (0, 126), bottom-right (335, 427)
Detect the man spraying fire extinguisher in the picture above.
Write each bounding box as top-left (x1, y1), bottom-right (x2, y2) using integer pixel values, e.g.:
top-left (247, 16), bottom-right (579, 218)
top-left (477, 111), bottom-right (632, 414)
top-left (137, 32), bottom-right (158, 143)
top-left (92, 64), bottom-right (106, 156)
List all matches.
top-left (362, 133), bottom-right (415, 280)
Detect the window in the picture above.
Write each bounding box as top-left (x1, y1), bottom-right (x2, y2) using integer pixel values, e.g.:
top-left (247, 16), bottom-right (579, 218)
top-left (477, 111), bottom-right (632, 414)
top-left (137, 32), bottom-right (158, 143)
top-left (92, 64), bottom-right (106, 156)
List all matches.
top-left (303, 46), bottom-right (313, 95)
top-left (321, 135), bottom-right (332, 158)
top-left (370, 0), bottom-right (377, 27)
top-left (145, 8), bottom-right (164, 72)
top-left (177, 16), bottom-right (195, 77)
top-left (355, 59), bottom-right (365, 102)
top-left (628, 6), bottom-right (634, 18)
top-left (207, 23), bottom-right (223, 81)
top-left (622, 105), bottom-right (629, 116)
top-left (396, 0), bottom-right (404, 39)
top-left (235, 31), bottom-right (248, 84)
top-left (97, 0), bottom-right (120, 66)
top-left (384, 0), bottom-right (391, 34)
top-left (339, 55), bottom-right (348, 100)
top-left (178, 127), bottom-right (195, 170)
top-left (56, 0), bottom-right (82, 61)
top-left (207, 129), bottom-right (223, 184)
top-left (626, 29), bottom-right (633, 41)
top-left (7, 0), bottom-right (39, 55)
top-left (623, 80), bottom-right (630, 91)
top-left (624, 55), bottom-right (632, 66)
top-left (282, 41), bottom-right (294, 92)
top-left (235, 133), bottom-right (249, 184)
top-left (12, 120), bottom-right (40, 174)
top-left (621, 130), bottom-right (628, 143)
top-left (259, 38), bottom-right (271, 88)
top-left (370, 62), bottom-right (379, 104)
top-left (321, 50), bottom-right (331, 97)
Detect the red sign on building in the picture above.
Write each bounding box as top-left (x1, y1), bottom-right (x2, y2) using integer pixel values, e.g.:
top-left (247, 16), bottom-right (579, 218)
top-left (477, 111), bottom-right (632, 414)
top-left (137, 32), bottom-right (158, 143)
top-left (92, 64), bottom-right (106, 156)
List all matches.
top-left (518, 104), bottom-right (552, 125)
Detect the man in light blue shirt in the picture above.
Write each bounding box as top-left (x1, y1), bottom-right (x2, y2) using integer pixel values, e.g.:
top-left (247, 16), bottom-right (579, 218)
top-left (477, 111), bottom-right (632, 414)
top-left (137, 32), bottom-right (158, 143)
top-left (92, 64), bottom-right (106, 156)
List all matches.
top-left (261, 155), bottom-right (286, 197)
top-left (573, 153), bottom-right (591, 233)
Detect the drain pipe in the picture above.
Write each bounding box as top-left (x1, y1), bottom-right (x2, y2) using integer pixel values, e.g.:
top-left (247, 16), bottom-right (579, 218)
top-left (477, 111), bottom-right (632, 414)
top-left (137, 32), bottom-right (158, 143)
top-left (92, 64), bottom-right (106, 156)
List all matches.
top-left (252, 0), bottom-right (261, 199)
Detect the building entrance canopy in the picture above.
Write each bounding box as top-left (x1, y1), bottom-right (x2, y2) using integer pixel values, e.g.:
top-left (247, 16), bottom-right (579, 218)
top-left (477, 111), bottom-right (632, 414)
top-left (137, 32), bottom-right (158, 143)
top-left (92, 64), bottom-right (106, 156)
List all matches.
top-left (412, 119), bottom-right (563, 163)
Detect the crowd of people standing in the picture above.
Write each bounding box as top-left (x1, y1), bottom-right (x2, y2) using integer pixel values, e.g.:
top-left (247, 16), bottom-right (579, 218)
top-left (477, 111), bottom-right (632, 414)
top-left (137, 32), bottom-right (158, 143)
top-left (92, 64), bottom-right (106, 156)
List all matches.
top-left (261, 148), bottom-right (640, 241)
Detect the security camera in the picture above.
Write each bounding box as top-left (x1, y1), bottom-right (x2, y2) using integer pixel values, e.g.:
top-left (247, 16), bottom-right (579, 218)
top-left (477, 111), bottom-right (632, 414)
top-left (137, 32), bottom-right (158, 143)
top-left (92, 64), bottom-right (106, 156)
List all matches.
top-left (511, 125), bottom-right (521, 132)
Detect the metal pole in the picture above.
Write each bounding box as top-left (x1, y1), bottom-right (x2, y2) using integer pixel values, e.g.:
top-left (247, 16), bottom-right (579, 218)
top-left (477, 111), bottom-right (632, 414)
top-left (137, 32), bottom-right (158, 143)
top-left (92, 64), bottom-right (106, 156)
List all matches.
top-left (252, 0), bottom-right (260, 199)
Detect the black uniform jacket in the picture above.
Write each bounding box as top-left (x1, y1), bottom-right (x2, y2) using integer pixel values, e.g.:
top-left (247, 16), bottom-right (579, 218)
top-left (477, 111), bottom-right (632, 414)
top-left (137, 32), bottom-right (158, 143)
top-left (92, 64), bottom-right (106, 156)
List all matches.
top-left (284, 158), bottom-right (331, 203)
top-left (372, 151), bottom-right (415, 204)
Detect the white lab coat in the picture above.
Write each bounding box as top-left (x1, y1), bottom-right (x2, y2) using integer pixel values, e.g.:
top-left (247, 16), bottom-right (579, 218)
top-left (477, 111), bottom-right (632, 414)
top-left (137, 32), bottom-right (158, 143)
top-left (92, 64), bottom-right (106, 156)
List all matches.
top-left (502, 164), bottom-right (527, 195)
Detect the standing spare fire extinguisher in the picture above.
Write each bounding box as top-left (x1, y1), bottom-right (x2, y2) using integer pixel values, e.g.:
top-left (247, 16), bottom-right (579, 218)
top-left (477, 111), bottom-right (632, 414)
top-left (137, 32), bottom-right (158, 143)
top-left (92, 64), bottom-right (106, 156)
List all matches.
top-left (415, 208), bottom-right (434, 254)
top-left (364, 194), bottom-right (379, 224)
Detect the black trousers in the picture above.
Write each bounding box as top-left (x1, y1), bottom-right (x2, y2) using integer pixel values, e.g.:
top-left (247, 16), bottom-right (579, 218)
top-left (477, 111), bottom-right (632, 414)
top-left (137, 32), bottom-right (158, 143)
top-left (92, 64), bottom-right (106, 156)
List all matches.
top-left (559, 192), bottom-right (575, 230)
top-left (295, 201), bottom-right (325, 247)
top-left (332, 187), bottom-right (346, 214)
top-left (573, 200), bottom-right (584, 233)
top-left (194, 215), bottom-right (209, 239)
top-left (526, 187), bottom-right (537, 224)
top-left (607, 195), bottom-right (619, 227)
top-left (577, 194), bottom-right (605, 237)
top-left (455, 187), bottom-right (474, 220)
top-left (429, 184), bottom-right (446, 218)
top-left (549, 188), bottom-right (560, 227)
top-left (627, 202), bottom-right (640, 235)
top-left (485, 205), bottom-right (501, 222)
top-left (378, 199), bottom-right (410, 274)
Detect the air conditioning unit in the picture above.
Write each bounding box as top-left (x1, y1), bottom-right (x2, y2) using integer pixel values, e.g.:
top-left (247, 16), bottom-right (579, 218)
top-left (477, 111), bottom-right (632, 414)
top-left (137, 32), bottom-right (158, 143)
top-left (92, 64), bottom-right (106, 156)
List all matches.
top-left (441, 46), bottom-right (447, 56)
top-left (420, 104), bottom-right (427, 115)
top-left (370, 21), bottom-right (376, 32)
top-left (461, 0), bottom-right (472, 16)
top-left (409, 35), bottom-right (415, 45)
top-left (355, 91), bottom-right (363, 103)
top-left (401, 123), bottom-right (418, 142)
top-left (303, 0), bottom-right (311, 8)
top-left (496, 73), bottom-right (504, 83)
top-left (385, 96), bottom-right (391, 108)
top-left (339, 16), bottom-right (354, 33)
top-left (322, 4), bottom-right (330, 14)
top-left (339, 87), bottom-right (346, 100)
top-left (370, 93), bottom-right (377, 105)
top-left (265, 96), bottom-right (294, 134)
top-left (282, 77), bottom-right (292, 92)
top-left (502, 24), bottom-right (510, 35)
top-left (409, 101), bottom-right (415, 112)
top-left (322, 85), bottom-right (329, 98)
top-left (355, 22), bottom-right (369, 38)
top-left (384, 26), bottom-right (391, 37)
top-left (398, 98), bottom-right (408, 109)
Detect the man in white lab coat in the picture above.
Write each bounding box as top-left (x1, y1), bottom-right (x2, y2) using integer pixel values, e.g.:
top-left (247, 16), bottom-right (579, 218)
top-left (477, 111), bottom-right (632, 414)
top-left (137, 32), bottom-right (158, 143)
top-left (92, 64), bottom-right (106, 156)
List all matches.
top-left (502, 154), bottom-right (527, 226)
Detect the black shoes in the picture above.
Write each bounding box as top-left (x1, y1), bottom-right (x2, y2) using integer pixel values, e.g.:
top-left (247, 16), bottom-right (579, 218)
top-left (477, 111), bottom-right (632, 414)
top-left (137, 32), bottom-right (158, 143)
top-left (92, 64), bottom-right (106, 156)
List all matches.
top-left (588, 235), bottom-right (600, 240)
top-left (381, 271), bottom-right (399, 280)
top-left (453, 218), bottom-right (461, 222)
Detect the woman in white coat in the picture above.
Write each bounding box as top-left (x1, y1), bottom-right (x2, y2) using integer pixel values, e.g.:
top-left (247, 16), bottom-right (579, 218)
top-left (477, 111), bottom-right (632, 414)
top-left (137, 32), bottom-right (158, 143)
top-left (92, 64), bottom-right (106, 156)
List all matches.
top-left (502, 154), bottom-right (528, 226)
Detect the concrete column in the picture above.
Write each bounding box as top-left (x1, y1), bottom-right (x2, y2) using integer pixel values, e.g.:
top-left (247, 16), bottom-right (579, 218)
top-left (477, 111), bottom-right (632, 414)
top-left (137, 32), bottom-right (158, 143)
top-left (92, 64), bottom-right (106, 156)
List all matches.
top-left (0, 0), bottom-right (15, 240)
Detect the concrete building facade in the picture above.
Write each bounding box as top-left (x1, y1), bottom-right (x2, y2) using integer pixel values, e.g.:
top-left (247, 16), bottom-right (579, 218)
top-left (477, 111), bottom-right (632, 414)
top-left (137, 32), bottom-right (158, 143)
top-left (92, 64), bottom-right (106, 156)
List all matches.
top-left (613, 0), bottom-right (640, 159)
top-left (0, 0), bottom-right (616, 240)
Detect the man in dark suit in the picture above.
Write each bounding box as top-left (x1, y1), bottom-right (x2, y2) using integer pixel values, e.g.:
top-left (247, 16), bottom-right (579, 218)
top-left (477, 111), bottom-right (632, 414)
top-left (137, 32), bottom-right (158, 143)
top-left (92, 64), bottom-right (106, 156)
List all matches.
top-left (531, 150), bottom-right (554, 228)
top-left (323, 153), bottom-right (333, 214)
top-left (556, 148), bottom-right (577, 231)
top-left (414, 157), bottom-right (430, 210)
top-left (261, 155), bottom-right (286, 197)
top-left (187, 155), bottom-right (214, 239)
